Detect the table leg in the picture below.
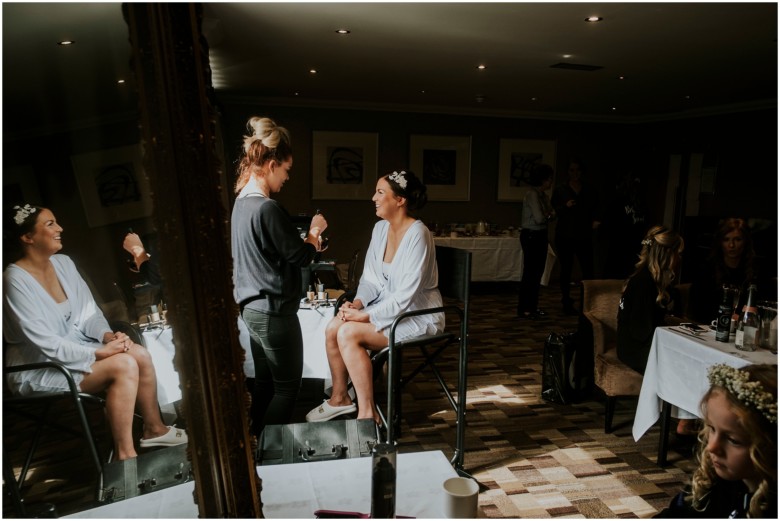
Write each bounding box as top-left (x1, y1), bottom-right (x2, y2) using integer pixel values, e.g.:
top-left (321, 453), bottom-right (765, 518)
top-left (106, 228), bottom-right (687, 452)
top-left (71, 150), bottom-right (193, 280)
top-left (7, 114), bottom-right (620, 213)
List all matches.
top-left (657, 400), bottom-right (672, 467)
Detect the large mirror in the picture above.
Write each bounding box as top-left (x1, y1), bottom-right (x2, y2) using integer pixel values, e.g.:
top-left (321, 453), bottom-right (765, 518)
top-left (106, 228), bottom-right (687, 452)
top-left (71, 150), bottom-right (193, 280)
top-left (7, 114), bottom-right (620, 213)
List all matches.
top-left (3, 3), bottom-right (257, 517)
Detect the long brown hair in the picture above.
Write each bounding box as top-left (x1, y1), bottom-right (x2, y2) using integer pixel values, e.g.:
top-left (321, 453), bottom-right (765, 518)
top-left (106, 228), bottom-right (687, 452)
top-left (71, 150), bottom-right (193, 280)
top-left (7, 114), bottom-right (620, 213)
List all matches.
top-left (627, 224), bottom-right (683, 308)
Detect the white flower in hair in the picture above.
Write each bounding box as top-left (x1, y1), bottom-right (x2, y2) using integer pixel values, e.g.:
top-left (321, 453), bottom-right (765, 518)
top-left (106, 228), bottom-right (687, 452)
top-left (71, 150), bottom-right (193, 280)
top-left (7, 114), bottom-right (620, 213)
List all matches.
top-left (13, 204), bottom-right (37, 225)
top-left (708, 364), bottom-right (777, 424)
top-left (388, 171), bottom-right (408, 189)
top-left (641, 238), bottom-right (653, 246)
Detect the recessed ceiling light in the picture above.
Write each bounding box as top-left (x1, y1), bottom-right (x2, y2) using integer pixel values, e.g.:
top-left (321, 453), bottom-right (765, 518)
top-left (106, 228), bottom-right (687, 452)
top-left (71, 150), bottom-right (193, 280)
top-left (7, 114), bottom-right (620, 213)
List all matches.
top-left (477, 64), bottom-right (486, 70)
top-left (57, 40), bottom-right (75, 46)
top-left (611, 107), bottom-right (617, 111)
top-left (618, 75), bottom-right (625, 80)
top-left (117, 79), bottom-right (125, 84)
top-left (309, 69), bottom-right (317, 74)
top-left (335, 29), bottom-right (350, 35)
top-left (295, 92), bottom-right (300, 96)
top-left (585, 16), bottom-right (603, 22)
top-left (531, 97), bottom-right (537, 101)
top-left (421, 90), bottom-right (426, 94)
top-left (562, 54), bottom-right (572, 59)
top-left (685, 95), bottom-right (691, 100)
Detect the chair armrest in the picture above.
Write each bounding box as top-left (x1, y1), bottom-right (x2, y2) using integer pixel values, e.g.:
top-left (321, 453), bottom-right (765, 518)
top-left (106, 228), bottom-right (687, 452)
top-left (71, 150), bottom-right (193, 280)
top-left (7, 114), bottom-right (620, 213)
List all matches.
top-left (583, 311), bottom-right (609, 356)
top-left (387, 305), bottom-right (463, 348)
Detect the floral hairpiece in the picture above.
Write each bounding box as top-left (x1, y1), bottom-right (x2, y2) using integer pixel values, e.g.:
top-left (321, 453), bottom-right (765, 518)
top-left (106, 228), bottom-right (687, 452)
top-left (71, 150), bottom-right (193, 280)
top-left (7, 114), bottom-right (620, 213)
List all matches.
top-left (13, 204), bottom-right (37, 225)
top-left (641, 238), bottom-right (653, 246)
top-left (708, 364), bottom-right (777, 424)
top-left (388, 171), bottom-right (407, 190)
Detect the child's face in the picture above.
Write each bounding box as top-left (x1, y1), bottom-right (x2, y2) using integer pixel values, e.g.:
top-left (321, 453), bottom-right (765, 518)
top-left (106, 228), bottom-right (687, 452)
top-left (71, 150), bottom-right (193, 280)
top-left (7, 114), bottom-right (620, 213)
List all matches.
top-left (705, 391), bottom-right (759, 487)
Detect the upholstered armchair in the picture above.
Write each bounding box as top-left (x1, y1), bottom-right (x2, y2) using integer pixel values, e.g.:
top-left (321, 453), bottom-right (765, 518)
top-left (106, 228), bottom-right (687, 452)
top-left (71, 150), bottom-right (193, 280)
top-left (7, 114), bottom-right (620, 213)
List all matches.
top-left (582, 279), bottom-right (643, 433)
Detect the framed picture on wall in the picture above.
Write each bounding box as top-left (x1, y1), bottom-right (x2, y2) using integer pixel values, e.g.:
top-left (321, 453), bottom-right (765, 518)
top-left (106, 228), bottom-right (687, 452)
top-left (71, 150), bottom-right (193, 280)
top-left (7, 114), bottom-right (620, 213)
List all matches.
top-left (71, 145), bottom-right (153, 228)
top-left (409, 135), bottom-right (471, 201)
top-left (497, 139), bottom-right (557, 201)
top-left (312, 131), bottom-right (378, 200)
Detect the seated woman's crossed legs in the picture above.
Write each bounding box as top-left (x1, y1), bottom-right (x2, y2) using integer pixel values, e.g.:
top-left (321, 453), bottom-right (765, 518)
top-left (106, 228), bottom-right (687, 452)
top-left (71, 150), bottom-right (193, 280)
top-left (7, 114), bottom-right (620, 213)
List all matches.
top-left (308, 317), bottom-right (388, 424)
top-left (79, 343), bottom-right (171, 460)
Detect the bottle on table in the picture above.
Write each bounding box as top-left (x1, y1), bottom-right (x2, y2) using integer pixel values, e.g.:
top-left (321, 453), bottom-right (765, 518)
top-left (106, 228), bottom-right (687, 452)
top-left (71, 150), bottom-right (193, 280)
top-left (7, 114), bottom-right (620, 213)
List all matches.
top-left (735, 284), bottom-right (759, 351)
top-left (370, 442), bottom-right (396, 519)
top-left (715, 285), bottom-right (733, 343)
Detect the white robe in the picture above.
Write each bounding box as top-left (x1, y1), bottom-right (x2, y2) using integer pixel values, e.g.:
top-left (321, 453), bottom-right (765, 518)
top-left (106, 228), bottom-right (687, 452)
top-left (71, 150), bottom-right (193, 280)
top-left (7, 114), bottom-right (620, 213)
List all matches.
top-left (3, 254), bottom-right (112, 395)
top-left (355, 220), bottom-right (444, 341)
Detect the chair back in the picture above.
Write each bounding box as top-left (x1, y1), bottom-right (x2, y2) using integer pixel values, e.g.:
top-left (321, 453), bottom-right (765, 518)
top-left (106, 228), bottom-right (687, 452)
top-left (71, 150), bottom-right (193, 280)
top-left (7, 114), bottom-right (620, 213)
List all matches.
top-left (582, 279), bottom-right (623, 330)
top-left (435, 246), bottom-right (471, 304)
top-left (346, 249), bottom-right (361, 291)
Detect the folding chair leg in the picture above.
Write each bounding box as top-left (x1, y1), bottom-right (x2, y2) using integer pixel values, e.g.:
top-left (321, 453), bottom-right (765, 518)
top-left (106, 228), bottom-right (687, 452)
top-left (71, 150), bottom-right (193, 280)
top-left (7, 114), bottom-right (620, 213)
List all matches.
top-left (604, 396), bottom-right (617, 433)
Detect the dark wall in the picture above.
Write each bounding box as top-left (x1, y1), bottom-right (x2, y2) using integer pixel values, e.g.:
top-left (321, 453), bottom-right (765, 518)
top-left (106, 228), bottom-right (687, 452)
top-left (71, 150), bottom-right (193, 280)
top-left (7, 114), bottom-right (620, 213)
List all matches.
top-left (3, 104), bottom-right (776, 301)
top-left (218, 103), bottom-right (777, 274)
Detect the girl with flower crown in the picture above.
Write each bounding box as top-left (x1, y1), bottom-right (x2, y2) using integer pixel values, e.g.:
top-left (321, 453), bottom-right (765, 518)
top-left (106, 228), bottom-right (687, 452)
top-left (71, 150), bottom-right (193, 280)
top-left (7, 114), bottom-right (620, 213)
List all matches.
top-left (3, 204), bottom-right (187, 460)
top-left (305, 170), bottom-right (443, 424)
top-left (656, 363), bottom-right (777, 518)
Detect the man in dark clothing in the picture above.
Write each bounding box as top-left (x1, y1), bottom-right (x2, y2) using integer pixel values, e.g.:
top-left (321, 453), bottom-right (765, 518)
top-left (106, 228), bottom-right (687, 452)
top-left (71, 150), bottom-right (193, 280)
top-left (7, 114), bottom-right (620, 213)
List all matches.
top-left (551, 159), bottom-right (601, 315)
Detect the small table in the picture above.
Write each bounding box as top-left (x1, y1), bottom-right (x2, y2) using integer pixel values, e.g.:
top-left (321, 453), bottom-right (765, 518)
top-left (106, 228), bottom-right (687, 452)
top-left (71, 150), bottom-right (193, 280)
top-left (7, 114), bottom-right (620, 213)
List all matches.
top-left (239, 304), bottom-right (334, 381)
top-left (632, 326), bottom-right (775, 465)
top-left (64, 450), bottom-right (458, 519)
top-left (142, 326), bottom-right (181, 405)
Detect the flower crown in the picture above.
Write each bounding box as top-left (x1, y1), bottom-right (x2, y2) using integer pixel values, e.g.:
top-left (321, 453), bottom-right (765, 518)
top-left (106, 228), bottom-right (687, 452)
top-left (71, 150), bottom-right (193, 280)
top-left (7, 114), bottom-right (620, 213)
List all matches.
top-left (708, 364), bottom-right (777, 424)
top-left (13, 204), bottom-right (37, 225)
top-left (388, 171), bottom-right (407, 190)
top-left (641, 238), bottom-right (653, 246)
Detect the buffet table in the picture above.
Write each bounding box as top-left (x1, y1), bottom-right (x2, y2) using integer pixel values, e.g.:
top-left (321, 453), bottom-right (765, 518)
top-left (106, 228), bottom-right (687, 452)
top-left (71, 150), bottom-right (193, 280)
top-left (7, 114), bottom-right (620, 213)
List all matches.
top-left (433, 235), bottom-right (555, 284)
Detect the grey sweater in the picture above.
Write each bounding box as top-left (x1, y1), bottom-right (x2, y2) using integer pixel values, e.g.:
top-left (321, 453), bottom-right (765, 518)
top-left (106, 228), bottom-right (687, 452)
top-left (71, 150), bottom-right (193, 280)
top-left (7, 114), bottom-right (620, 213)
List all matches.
top-left (231, 195), bottom-right (316, 315)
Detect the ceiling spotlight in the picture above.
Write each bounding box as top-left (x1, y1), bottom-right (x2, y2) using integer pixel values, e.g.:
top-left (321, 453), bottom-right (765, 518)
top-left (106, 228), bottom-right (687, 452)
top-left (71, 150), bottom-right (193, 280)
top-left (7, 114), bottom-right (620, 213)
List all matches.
top-left (585, 16), bottom-right (603, 22)
top-left (295, 92), bottom-right (300, 96)
top-left (611, 107), bottom-right (617, 111)
top-left (117, 79), bottom-right (125, 84)
top-left (562, 54), bottom-right (572, 59)
top-left (335, 29), bottom-right (350, 35)
top-left (309, 69), bottom-right (317, 74)
top-left (685, 95), bottom-right (691, 100)
top-left (531, 97), bottom-right (537, 101)
top-left (57, 40), bottom-right (75, 46)
top-left (618, 75), bottom-right (625, 80)
top-left (477, 64), bottom-right (486, 70)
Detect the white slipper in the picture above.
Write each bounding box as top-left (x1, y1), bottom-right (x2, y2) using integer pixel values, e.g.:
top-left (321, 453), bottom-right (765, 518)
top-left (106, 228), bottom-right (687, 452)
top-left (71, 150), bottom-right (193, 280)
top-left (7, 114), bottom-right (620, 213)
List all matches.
top-left (140, 426), bottom-right (188, 448)
top-left (305, 400), bottom-right (357, 422)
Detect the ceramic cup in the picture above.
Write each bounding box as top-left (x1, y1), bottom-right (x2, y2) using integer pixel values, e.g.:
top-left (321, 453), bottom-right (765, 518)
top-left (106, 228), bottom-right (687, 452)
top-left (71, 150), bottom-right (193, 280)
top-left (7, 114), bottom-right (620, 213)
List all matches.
top-left (442, 476), bottom-right (479, 518)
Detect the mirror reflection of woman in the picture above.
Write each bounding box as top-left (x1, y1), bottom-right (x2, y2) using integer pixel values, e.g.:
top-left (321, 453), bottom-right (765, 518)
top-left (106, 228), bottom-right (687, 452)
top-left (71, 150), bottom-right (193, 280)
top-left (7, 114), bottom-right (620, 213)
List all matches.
top-left (3, 204), bottom-right (186, 460)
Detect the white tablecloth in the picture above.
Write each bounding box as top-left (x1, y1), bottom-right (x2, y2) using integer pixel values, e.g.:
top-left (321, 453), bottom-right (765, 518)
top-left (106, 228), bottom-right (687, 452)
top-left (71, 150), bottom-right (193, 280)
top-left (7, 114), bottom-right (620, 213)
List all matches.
top-left (434, 236), bottom-right (522, 282)
top-left (142, 326), bottom-right (180, 405)
top-left (65, 450), bottom-right (458, 519)
top-left (632, 326), bottom-right (776, 441)
top-left (433, 235), bottom-right (555, 284)
top-left (239, 306), bottom-right (333, 381)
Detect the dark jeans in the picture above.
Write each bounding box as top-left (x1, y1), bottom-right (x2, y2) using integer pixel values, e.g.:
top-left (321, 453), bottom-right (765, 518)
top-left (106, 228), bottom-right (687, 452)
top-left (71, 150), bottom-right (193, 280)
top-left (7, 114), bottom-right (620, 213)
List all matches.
top-left (555, 234), bottom-right (594, 306)
top-left (241, 308), bottom-right (303, 434)
top-left (518, 229), bottom-right (548, 314)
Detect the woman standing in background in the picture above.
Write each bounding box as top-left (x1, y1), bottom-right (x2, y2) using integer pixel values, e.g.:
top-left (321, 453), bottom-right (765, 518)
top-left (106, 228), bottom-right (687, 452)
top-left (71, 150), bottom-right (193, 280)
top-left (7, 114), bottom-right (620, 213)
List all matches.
top-left (231, 116), bottom-right (328, 434)
top-left (517, 164), bottom-right (555, 319)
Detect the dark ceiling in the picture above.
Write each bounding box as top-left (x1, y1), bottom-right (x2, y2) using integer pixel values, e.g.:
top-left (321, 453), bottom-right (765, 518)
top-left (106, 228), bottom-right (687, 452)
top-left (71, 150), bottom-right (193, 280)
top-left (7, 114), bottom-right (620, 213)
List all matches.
top-left (3, 2), bottom-right (777, 140)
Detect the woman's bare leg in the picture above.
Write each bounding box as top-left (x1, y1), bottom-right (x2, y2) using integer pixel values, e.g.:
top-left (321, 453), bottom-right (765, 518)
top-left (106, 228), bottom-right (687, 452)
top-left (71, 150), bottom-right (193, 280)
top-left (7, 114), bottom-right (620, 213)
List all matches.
top-left (125, 344), bottom-right (168, 440)
top-left (80, 354), bottom-right (140, 460)
top-left (324, 318), bottom-right (353, 406)
top-left (336, 323), bottom-right (388, 422)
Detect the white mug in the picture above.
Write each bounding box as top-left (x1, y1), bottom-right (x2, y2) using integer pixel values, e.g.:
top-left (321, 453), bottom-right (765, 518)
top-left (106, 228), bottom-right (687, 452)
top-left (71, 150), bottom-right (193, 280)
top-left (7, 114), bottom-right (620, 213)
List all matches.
top-left (318, 291), bottom-right (328, 300)
top-left (442, 476), bottom-right (479, 518)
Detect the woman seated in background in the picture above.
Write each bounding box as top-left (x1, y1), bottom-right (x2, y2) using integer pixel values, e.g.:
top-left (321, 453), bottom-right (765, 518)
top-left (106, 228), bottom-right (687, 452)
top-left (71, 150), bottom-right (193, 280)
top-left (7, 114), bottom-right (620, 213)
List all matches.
top-left (617, 225), bottom-right (697, 435)
top-left (3, 204), bottom-right (187, 460)
top-left (617, 224), bottom-right (684, 374)
top-left (689, 218), bottom-right (760, 325)
top-left (305, 171), bottom-right (444, 424)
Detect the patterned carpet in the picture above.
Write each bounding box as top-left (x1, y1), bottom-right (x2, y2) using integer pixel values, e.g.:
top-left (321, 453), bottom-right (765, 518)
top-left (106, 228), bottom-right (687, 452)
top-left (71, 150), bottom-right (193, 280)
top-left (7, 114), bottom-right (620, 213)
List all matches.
top-left (4, 284), bottom-right (697, 518)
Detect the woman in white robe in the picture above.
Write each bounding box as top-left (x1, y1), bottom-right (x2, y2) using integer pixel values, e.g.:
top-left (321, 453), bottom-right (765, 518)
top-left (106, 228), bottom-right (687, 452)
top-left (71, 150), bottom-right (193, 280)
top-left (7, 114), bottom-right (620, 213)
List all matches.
top-left (306, 171), bottom-right (444, 423)
top-left (3, 205), bottom-right (186, 460)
